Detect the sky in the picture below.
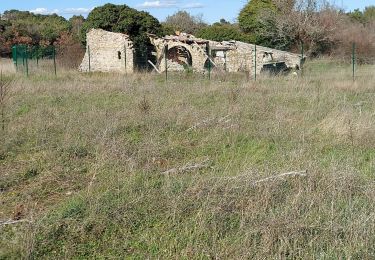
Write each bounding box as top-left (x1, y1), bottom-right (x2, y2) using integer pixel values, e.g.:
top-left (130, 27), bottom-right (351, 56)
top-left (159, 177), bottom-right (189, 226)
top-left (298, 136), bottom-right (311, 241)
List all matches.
top-left (0, 0), bottom-right (374, 23)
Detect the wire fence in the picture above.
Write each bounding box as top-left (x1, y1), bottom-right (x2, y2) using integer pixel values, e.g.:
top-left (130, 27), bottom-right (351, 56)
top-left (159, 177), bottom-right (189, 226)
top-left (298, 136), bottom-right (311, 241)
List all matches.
top-left (0, 43), bottom-right (373, 82)
top-left (12, 45), bottom-right (57, 77)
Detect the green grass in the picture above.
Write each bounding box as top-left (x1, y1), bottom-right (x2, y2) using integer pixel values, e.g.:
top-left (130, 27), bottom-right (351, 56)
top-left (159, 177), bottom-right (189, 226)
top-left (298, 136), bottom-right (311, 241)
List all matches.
top-left (1, 59), bottom-right (375, 259)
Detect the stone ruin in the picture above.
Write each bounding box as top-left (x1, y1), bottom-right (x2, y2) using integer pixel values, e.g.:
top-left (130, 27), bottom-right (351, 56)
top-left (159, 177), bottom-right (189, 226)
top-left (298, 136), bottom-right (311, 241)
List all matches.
top-left (79, 29), bottom-right (303, 76)
top-left (79, 29), bottom-right (134, 73)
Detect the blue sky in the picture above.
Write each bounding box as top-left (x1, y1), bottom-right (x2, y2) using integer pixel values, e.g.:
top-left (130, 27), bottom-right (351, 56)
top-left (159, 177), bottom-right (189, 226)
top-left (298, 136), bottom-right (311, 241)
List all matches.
top-left (0, 0), bottom-right (374, 23)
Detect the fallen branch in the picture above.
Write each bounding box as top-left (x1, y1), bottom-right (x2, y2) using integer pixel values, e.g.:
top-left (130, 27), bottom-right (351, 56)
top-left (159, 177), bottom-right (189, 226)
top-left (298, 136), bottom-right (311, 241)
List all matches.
top-left (162, 159), bottom-right (211, 174)
top-left (215, 170), bottom-right (308, 184)
top-left (252, 170), bottom-right (308, 185)
top-left (0, 219), bottom-right (31, 226)
top-left (187, 115), bottom-right (231, 132)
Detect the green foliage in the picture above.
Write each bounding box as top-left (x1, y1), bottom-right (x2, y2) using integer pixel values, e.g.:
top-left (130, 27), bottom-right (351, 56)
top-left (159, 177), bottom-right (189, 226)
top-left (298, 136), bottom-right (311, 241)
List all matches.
top-left (69, 15), bottom-right (85, 39)
top-left (2, 10), bottom-right (70, 43)
top-left (164, 11), bottom-right (206, 35)
top-left (348, 6), bottom-right (375, 24)
top-left (197, 23), bottom-right (254, 43)
top-left (348, 9), bottom-right (365, 23)
top-left (363, 6), bottom-right (375, 22)
top-left (160, 23), bottom-right (176, 36)
top-left (81, 4), bottom-right (162, 41)
top-left (238, 0), bottom-right (277, 34)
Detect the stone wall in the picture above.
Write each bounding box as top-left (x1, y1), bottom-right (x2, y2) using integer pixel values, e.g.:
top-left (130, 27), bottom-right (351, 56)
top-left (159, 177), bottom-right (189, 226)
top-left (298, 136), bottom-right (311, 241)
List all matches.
top-left (79, 29), bottom-right (301, 76)
top-left (149, 36), bottom-right (208, 73)
top-left (150, 34), bottom-right (302, 75)
top-left (79, 29), bottom-right (134, 73)
top-left (212, 41), bottom-right (302, 76)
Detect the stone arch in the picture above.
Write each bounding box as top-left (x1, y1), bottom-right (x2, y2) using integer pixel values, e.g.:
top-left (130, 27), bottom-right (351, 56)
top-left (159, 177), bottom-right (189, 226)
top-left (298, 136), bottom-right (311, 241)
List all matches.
top-left (167, 46), bottom-right (193, 68)
top-left (156, 41), bottom-right (207, 72)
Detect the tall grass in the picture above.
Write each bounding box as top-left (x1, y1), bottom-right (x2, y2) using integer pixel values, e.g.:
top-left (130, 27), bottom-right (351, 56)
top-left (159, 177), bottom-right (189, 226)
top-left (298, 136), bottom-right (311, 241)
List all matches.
top-left (1, 59), bottom-right (375, 259)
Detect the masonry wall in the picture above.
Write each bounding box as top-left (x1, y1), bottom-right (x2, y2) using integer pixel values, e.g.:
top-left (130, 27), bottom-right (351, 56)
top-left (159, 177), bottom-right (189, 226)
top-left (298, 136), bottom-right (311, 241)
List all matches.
top-left (212, 42), bottom-right (302, 77)
top-left (79, 29), bottom-right (134, 73)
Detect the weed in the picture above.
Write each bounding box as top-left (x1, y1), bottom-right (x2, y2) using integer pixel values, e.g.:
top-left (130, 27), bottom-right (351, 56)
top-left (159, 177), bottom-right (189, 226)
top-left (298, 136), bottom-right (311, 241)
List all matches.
top-left (138, 95), bottom-right (151, 113)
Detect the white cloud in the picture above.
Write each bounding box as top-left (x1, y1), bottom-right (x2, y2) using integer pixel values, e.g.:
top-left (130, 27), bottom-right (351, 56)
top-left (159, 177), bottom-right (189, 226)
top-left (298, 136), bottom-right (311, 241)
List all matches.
top-left (30, 8), bottom-right (59, 15)
top-left (63, 8), bottom-right (93, 15)
top-left (181, 3), bottom-right (204, 9)
top-left (29, 7), bottom-right (94, 16)
top-left (138, 1), bottom-right (178, 8)
top-left (138, 1), bottom-right (204, 9)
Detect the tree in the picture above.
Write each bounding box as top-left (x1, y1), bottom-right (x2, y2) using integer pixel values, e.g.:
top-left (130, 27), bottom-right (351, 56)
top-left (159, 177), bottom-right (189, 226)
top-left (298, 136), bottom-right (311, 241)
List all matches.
top-left (348, 9), bottom-right (365, 23)
top-left (270, 0), bottom-right (344, 55)
top-left (363, 6), bottom-right (375, 22)
top-left (238, 0), bottom-right (277, 46)
top-left (197, 23), bottom-right (253, 42)
top-left (164, 11), bottom-right (207, 35)
top-left (69, 15), bottom-right (85, 39)
top-left (81, 4), bottom-right (162, 70)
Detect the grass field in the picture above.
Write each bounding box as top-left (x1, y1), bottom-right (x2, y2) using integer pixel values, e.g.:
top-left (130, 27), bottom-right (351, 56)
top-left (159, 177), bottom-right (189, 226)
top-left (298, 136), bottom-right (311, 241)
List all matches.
top-left (1, 59), bottom-right (375, 259)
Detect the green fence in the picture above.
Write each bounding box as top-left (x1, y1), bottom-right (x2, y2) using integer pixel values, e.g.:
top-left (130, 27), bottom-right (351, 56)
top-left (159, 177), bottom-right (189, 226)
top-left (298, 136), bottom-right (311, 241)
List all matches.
top-left (12, 45), bottom-right (57, 76)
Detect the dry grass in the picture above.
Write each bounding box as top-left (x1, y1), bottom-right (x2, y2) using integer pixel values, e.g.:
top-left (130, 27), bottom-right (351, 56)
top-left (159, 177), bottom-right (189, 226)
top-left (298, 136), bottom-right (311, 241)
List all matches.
top-left (0, 59), bottom-right (375, 259)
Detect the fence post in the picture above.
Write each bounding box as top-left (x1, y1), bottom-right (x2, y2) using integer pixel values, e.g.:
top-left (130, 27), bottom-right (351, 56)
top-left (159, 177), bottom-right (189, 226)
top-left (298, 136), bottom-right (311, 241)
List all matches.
top-left (224, 51), bottom-right (227, 72)
top-left (36, 46), bottom-right (39, 67)
top-left (22, 46), bottom-right (25, 67)
top-left (207, 44), bottom-right (211, 80)
top-left (14, 46), bottom-right (18, 71)
top-left (53, 46), bottom-right (57, 76)
top-left (165, 44), bottom-right (168, 81)
top-left (124, 44), bottom-right (127, 74)
top-left (300, 42), bottom-right (304, 76)
top-left (352, 42), bottom-right (355, 82)
top-left (254, 44), bottom-right (257, 81)
top-left (25, 47), bottom-right (29, 77)
top-left (88, 45), bottom-right (91, 73)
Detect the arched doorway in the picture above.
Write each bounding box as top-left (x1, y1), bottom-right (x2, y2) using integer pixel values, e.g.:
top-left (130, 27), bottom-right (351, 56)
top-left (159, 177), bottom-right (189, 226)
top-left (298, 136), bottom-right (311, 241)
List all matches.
top-left (167, 46), bottom-right (193, 69)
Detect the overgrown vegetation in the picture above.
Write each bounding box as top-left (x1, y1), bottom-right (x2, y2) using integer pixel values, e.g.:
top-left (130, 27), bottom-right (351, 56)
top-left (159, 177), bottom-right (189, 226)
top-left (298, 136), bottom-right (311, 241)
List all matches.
top-left (0, 71), bottom-right (13, 132)
top-left (1, 59), bottom-right (375, 258)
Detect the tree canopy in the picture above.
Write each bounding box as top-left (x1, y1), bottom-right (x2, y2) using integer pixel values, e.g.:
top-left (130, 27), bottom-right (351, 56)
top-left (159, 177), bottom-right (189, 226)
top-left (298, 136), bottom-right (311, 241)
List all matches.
top-left (164, 11), bottom-right (206, 35)
top-left (80, 4), bottom-right (161, 41)
top-left (197, 23), bottom-right (253, 43)
top-left (238, 0), bottom-right (277, 46)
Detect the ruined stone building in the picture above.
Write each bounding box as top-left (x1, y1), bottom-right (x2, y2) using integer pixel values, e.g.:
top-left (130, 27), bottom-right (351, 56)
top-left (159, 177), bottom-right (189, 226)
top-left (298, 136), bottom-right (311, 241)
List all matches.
top-left (79, 29), bottom-right (134, 73)
top-left (79, 29), bottom-right (302, 76)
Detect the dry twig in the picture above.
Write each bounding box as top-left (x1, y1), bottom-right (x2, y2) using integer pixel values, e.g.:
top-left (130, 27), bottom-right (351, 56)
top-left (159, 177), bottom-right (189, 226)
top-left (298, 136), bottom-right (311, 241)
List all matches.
top-left (252, 170), bottom-right (308, 184)
top-left (162, 159), bottom-right (211, 174)
top-left (0, 219), bottom-right (32, 226)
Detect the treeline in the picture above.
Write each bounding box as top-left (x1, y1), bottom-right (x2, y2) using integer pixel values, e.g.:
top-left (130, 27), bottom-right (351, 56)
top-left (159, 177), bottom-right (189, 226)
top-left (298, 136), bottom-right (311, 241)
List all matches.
top-left (0, 1), bottom-right (374, 62)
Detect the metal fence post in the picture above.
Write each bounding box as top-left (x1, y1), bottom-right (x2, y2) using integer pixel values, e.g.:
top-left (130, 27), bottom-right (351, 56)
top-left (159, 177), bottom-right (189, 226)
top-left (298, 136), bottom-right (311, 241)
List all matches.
top-left (25, 47), bottom-right (29, 77)
top-left (352, 42), bottom-right (355, 82)
top-left (124, 44), bottom-right (127, 74)
top-left (14, 46), bottom-right (18, 70)
top-left (224, 51), bottom-right (227, 72)
top-left (254, 44), bottom-right (257, 81)
top-left (22, 46), bottom-right (25, 67)
top-left (53, 46), bottom-right (57, 76)
top-left (165, 44), bottom-right (168, 81)
top-left (88, 45), bottom-right (91, 73)
top-left (207, 44), bottom-right (211, 80)
top-left (301, 42), bottom-right (304, 77)
top-left (36, 46), bottom-right (39, 67)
